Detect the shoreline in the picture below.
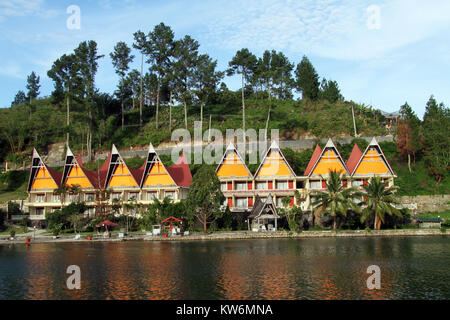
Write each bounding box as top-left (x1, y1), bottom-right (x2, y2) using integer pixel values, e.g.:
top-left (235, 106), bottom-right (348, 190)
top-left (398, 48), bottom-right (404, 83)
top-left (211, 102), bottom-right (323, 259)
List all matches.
top-left (1, 229), bottom-right (448, 245)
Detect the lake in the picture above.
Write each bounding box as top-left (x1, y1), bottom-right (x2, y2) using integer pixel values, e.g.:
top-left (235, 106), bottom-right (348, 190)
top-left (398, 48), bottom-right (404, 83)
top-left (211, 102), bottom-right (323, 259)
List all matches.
top-left (0, 236), bottom-right (449, 300)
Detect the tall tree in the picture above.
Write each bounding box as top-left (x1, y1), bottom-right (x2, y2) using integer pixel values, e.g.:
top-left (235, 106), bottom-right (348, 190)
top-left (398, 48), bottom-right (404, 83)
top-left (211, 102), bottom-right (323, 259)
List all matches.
top-left (193, 54), bottom-right (224, 129)
top-left (47, 53), bottom-right (82, 144)
top-left (360, 177), bottom-right (401, 230)
top-left (295, 56), bottom-right (320, 101)
top-left (397, 102), bottom-right (422, 172)
top-left (422, 96), bottom-right (449, 184)
top-left (172, 35), bottom-right (200, 129)
top-left (227, 48), bottom-right (257, 154)
top-left (26, 71), bottom-right (41, 105)
top-left (11, 90), bottom-right (27, 107)
top-left (133, 30), bottom-right (147, 127)
top-left (320, 78), bottom-right (343, 102)
top-left (271, 51), bottom-right (294, 99)
top-left (185, 165), bottom-right (225, 233)
top-left (147, 23), bottom-right (175, 129)
top-left (74, 40), bottom-right (104, 160)
top-left (311, 170), bottom-right (360, 230)
top-left (110, 41), bottom-right (134, 130)
top-left (127, 69), bottom-right (141, 111)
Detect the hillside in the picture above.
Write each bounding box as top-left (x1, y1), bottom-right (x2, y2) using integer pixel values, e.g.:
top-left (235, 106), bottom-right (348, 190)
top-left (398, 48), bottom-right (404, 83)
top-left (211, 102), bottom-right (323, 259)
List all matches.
top-left (0, 96), bottom-right (387, 164)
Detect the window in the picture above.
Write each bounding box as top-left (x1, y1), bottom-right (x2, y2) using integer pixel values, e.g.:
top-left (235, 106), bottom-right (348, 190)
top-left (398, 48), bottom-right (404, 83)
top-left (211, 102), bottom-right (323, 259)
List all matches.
top-left (276, 181), bottom-right (288, 190)
top-left (36, 194), bottom-right (45, 203)
top-left (69, 194), bottom-right (78, 202)
top-left (85, 207), bottom-right (95, 218)
top-left (165, 191), bottom-right (176, 200)
top-left (128, 193), bottom-right (139, 201)
top-left (235, 198), bottom-right (248, 208)
top-left (85, 193), bottom-right (95, 202)
top-left (309, 181), bottom-right (321, 189)
top-left (220, 183), bottom-right (227, 191)
top-left (35, 208), bottom-right (44, 216)
top-left (111, 193), bottom-right (121, 200)
top-left (53, 195), bottom-right (60, 202)
top-left (256, 182), bottom-right (267, 190)
top-left (276, 197), bottom-right (289, 207)
top-left (147, 192), bottom-right (157, 200)
top-left (352, 180), bottom-right (363, 187)
top-left (235, 182), bottom-right (247, 191)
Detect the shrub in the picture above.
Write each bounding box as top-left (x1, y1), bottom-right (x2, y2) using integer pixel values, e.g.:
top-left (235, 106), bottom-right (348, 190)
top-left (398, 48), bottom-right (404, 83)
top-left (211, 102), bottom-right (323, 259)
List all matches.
top-left (9, 229), bottom-right (16, 237)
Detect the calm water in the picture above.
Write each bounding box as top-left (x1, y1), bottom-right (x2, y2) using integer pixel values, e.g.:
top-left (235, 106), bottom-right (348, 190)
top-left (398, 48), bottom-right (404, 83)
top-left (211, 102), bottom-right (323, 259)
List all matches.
top-left (0, 237), bottom-right (449, 300)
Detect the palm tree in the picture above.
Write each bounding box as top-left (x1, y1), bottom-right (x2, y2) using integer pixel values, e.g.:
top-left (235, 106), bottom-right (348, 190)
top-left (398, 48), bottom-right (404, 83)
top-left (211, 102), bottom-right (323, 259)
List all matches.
top-left (311, 169), bottom-right (360, 230)
top-left (53, 184), bottom-right (69, 206)
top-left (68, 184), bottom-right (82, 203)
top-left (360, 177), bottom-right (401, 230)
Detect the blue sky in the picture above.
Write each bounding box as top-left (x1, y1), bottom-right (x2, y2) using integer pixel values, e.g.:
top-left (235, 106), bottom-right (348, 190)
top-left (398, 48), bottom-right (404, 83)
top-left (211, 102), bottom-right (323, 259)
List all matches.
top-left (1, 0), bottom-right (449, 118)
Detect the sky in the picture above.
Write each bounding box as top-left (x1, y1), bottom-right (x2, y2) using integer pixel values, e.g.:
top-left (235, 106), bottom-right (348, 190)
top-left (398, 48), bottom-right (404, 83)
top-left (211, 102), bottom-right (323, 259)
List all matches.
top-left (1, 0), bottom-right (450, 118)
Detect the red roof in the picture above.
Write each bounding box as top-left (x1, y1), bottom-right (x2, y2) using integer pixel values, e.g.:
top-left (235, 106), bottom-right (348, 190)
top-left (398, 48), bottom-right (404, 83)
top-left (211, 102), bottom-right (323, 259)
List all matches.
top-left (44, 164), bottom-right (63, 185)
top-left (304, 144), bottom-right (322, 176)
top-left (76, 156), bottom-right (101, 188)
top-left (167, 152), bottom-right (192, 188)
top-left (346, 144), bottom-right (363, 175)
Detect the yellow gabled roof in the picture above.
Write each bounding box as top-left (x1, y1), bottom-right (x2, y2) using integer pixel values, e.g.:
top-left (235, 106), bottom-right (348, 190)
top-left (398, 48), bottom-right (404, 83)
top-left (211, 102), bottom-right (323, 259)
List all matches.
top-left (254, 141), bottom-right (295, 178)
top-left (216, 143), bottom-right (253, 179)
top-left (141, 143), bottom-right (177, 187)
top-left (308, 139), bottom-right (349, 177)
top-left (105, 145), bottom-right (139, 188)
top-left (352, 138), bottom-right (395, 176)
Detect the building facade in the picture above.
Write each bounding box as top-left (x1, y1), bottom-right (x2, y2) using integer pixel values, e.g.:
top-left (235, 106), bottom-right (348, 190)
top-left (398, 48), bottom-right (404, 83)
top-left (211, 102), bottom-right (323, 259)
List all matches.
top-left (216, 137), bottom-right (396, 213)
top-left (26, 143), bottom-right (192, 221)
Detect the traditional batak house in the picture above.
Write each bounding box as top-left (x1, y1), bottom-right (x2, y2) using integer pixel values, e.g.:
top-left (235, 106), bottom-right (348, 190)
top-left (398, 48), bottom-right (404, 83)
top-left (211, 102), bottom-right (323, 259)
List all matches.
top-left (26, 143), bottom-right (192, 222)
top-left (253, 141), bottom-right (297, 209)
top-left (215, 142), bottom-right (253, 212)
top-left (346, 137), bottom-right (396, 188)
top-left (216, 141), bottom-right (298, 212)
top-left (248, 195), bottom-right (280, 231)
top-left (27, 149), bottom-right (63, 221)
top-left (303, 139), bottom-right (350, 209)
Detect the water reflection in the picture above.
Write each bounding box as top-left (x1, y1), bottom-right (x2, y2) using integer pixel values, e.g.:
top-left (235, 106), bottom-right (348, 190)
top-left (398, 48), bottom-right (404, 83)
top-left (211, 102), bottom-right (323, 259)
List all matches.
top-left (0, 237), bottom-right (449, 300)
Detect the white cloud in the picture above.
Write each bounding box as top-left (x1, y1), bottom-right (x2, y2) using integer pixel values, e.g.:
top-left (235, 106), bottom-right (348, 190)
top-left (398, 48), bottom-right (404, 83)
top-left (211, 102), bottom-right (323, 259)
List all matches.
top-left (202, 0), bottom-right (450, 60)
top-left (0, 62), bottom-right (24, 79)
top-left (0, 0), bottom-right (60, 20)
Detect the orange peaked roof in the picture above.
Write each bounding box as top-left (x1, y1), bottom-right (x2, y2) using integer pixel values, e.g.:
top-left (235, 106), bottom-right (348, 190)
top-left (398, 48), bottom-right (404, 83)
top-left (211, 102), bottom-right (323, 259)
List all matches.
top-left (346, 144), bottom-right (363, 175)
top-left (304, 144), bottom-right (322, 176)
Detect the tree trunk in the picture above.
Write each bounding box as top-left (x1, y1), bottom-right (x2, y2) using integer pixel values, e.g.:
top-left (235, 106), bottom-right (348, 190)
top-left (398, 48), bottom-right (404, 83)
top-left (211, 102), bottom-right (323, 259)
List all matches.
top-left (184, 98), bottom-right (188, 129)
top-left (139, 53), bottom-right (143, 127)
top-left (374, 214), bottom-right (378, 230)
top-left (203, 213), bottom-right (207, 234)
top-left (407, 153), bottom-right (412, 173)
top-left (66, 93), bottom-right (70, 145)
top-left (241, 73), bottom-right (246, 156)
top-left (169, 91), bottom-right (173, 132)
top-left (121, 99), bottom-right (124, 130)
top-left (200, 101), bottom-right (204, 131)
top-left (156, 75), bottom-right (160, 129)
top-left (333, 215), bottom-right (337, 230)
top-left (265, 103), bottom-right (271, 142)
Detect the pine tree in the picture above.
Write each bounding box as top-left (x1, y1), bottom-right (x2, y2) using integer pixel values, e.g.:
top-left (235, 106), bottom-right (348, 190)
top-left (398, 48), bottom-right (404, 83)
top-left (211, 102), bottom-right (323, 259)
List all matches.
top-left (110, 41), bottom-right (134, 130)
top-left (295, 56), bottom-right (320, 101)
top-left (26, 71), bottom-right (41, 105)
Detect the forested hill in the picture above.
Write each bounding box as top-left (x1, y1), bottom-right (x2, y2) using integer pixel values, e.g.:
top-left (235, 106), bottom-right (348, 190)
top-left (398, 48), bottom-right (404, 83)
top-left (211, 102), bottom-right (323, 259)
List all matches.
top-left (0, 96), bottom-right (387, 164)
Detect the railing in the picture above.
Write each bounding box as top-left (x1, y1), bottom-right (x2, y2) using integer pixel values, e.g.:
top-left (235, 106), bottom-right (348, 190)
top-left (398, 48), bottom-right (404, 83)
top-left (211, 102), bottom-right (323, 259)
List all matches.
top-left (29, 215), bottom-right (45, 220)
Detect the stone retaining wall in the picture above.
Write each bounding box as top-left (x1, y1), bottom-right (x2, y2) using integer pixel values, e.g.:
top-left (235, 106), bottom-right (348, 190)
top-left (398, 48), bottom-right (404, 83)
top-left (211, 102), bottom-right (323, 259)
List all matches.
top-left (399, 194), bottom-right (450, 214)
